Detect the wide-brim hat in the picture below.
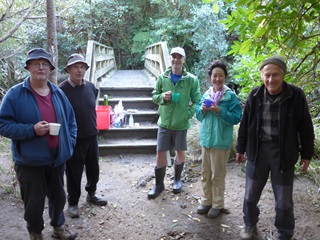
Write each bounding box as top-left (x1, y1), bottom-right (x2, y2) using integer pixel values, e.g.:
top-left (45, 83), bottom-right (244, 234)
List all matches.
top-left (24, 48), bottom-right (55, 70)
top-left (170, 47), bottom-right (185, 57)
top-left (64, 53), bottom-right (89, 73)
top-left (260, 56), bottom-right (287, 74)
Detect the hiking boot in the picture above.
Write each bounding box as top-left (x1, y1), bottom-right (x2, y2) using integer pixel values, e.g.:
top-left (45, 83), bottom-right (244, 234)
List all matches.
top-left (86, 193), bottom-right (108, 206)
top-left (196, 204), bottom-right (211, 214)
top-left (68, 205), bottom-right (79, 218)
top-left (29, 232), bottom-right (43, 240)
top-left (52, 225), bottom-right (77, 240)
top-left (240, 226), bottom-right (256, 240)
top-left (207, 208), bottom-right (221, 218)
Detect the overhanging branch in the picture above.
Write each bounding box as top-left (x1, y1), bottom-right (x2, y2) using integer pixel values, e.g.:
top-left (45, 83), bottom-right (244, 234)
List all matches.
top-left (0, 0), bottom-right (40, 43)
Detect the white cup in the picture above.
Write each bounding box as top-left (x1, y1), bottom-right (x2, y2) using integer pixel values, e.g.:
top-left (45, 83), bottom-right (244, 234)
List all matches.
top-left (134, 123), bottom-right (140, 128)
top-left (49, 123), bottom-right (61, 136)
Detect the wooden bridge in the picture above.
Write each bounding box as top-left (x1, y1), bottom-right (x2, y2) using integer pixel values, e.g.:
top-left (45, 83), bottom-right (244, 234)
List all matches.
top-left (84, 41), bottom-right (170, 155)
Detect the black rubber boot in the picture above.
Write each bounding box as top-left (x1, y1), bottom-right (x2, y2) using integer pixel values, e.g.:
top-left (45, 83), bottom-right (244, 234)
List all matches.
top-left (173, 161), bottom-right (184, 194)
top-left (147, 166), bottom-right (166, 199)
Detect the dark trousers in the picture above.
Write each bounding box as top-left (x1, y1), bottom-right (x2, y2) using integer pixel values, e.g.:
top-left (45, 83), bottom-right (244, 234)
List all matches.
top-left (243, 141), bottom-right (294, 239)
top-left (15, 163), bottom-right (66, 233)
top-left (66, 136), bottom-right (99, 206)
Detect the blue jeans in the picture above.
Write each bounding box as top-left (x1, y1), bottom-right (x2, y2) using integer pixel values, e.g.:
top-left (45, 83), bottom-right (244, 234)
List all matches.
top-left (243, 141), bottom-right (294, 239)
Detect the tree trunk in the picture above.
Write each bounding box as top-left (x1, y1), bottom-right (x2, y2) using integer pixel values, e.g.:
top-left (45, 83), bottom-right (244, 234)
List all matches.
top-left (46, 0), bottom-right (58, 85)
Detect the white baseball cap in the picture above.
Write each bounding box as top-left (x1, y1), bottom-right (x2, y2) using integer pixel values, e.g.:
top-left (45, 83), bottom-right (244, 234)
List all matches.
top-left (170, 47), bottom-right (185, 57)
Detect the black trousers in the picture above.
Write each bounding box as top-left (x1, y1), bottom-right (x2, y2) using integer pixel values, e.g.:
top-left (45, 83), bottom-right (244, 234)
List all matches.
top-left (15, 163), bottom-right (66, 233)
top-left (66, 136), bottom-right (99, 206)
top-left (243, 141), bottom-right (294, 239)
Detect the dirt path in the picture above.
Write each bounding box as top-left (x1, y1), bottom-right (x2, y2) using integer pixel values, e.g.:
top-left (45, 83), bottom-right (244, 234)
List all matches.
top-left (0, 154), bottom-right (320, 240)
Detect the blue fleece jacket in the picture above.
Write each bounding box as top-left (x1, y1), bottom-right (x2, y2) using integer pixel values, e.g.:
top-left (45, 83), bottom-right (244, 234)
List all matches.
top-left (0, 77), bottom-right (77, 167)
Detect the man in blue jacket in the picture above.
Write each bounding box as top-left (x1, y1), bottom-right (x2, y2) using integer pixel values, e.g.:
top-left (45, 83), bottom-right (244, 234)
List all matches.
top-left (236, 56), bottom-right (315, 240)
top-left (0, 48), bottom-right (77, 240)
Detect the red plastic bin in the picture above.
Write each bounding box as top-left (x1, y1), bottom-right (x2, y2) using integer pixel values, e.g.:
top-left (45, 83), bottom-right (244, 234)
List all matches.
top-left (96, 106), bottom-right (110, 130)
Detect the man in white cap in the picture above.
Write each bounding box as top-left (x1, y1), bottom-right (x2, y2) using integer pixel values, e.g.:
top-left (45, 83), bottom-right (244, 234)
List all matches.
top-left (236, 56), bottom-right (315, 239)
top-left (148, 47), bottom-right (201, 199)
top-left (0, 48), bottom-right (78, 240)
top-left (59, 53), bottom-right (107, 219)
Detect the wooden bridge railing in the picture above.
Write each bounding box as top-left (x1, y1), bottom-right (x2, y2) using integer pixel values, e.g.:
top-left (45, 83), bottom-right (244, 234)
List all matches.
top-left (144, 41), bottom-right (170, 78)
top-left (84, 40), bottom-right (117, 86)
top-left (85, 41), bottom-right (170, 85)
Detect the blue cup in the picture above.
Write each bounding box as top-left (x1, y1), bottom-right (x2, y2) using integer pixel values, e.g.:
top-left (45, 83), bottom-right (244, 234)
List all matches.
top-left (204, 99), bottom-right (213, 108)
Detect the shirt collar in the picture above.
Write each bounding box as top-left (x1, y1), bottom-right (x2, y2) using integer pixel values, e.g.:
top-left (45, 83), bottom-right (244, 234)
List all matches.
top-left (67, 77), bottom-right (85, 88)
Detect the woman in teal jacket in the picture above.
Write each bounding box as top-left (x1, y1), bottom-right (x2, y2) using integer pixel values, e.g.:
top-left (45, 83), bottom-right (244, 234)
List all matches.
top-left (195, 59), bottom-right (242, 218)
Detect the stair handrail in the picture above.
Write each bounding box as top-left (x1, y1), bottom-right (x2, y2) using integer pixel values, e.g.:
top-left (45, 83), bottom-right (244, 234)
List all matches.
top-left (84, 40), bottom-right (117, 86)
top-left (144, 41), bottom-right (170, 78)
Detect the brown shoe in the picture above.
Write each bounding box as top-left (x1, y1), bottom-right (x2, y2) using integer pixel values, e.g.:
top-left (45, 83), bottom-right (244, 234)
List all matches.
top-left (52, 225), bottom-right (77, 240)
top-left (29, 232), bottom-right (43, 240)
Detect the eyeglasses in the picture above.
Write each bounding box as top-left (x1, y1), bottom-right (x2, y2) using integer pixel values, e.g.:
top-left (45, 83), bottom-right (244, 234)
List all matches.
top-left (29, 62), bottom-right (51, 69)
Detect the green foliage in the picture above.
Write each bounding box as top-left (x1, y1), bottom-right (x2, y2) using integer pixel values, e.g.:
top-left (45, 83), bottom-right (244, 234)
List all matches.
top-left (190, 2), bottom-right (231, 92)
top-left (221, 0), bottom-right (320, 105)
top-left (313, 123), bottom-right (320, 160)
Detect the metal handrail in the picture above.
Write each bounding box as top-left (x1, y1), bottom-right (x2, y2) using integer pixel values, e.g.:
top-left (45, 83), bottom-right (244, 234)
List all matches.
top-left (144, 41), bottom-right (170, 78)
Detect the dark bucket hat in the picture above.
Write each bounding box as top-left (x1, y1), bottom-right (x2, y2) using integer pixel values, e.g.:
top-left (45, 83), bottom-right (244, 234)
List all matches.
top-left (24, 48), bottom-right (55, 70)
top-left (64, 53), bottom-right (89, 73)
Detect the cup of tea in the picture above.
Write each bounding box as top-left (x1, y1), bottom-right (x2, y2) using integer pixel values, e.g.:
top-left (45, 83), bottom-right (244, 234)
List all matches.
top-left (171, 92), bottom-right (180, 102)
top-left (49, 123), bottom-right (61, 136)
top-left (204, 99), bottom-right (213, 108)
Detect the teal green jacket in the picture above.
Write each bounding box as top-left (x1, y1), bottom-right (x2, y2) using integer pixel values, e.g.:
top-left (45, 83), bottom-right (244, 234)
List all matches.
top-left (196, 88), bottom-right (242, 149)
top-left (152, 67), bottom-right (201, 130)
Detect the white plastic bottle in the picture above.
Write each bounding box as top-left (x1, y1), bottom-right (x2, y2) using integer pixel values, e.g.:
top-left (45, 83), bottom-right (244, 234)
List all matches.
top-left (129, 114), bottom-right (134, 128)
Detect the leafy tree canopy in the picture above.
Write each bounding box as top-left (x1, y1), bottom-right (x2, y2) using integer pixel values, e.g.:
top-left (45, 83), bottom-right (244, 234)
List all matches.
top-left (217, 0), bottom-right (319, 106)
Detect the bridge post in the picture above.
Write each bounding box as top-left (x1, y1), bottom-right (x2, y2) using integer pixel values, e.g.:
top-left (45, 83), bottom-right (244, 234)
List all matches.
top-left (84, 40), bottom-right (117, 87)
top-left (144, 42), bottom-right (170, 78)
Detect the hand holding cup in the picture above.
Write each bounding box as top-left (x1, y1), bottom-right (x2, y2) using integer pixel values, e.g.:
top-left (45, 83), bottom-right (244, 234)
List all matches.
top-left (204, 99), bottom-right (213, 108)
top-left (49, 123), bottom-right (61, 136)
top-left (171, 92), bottom-right (180, 102)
